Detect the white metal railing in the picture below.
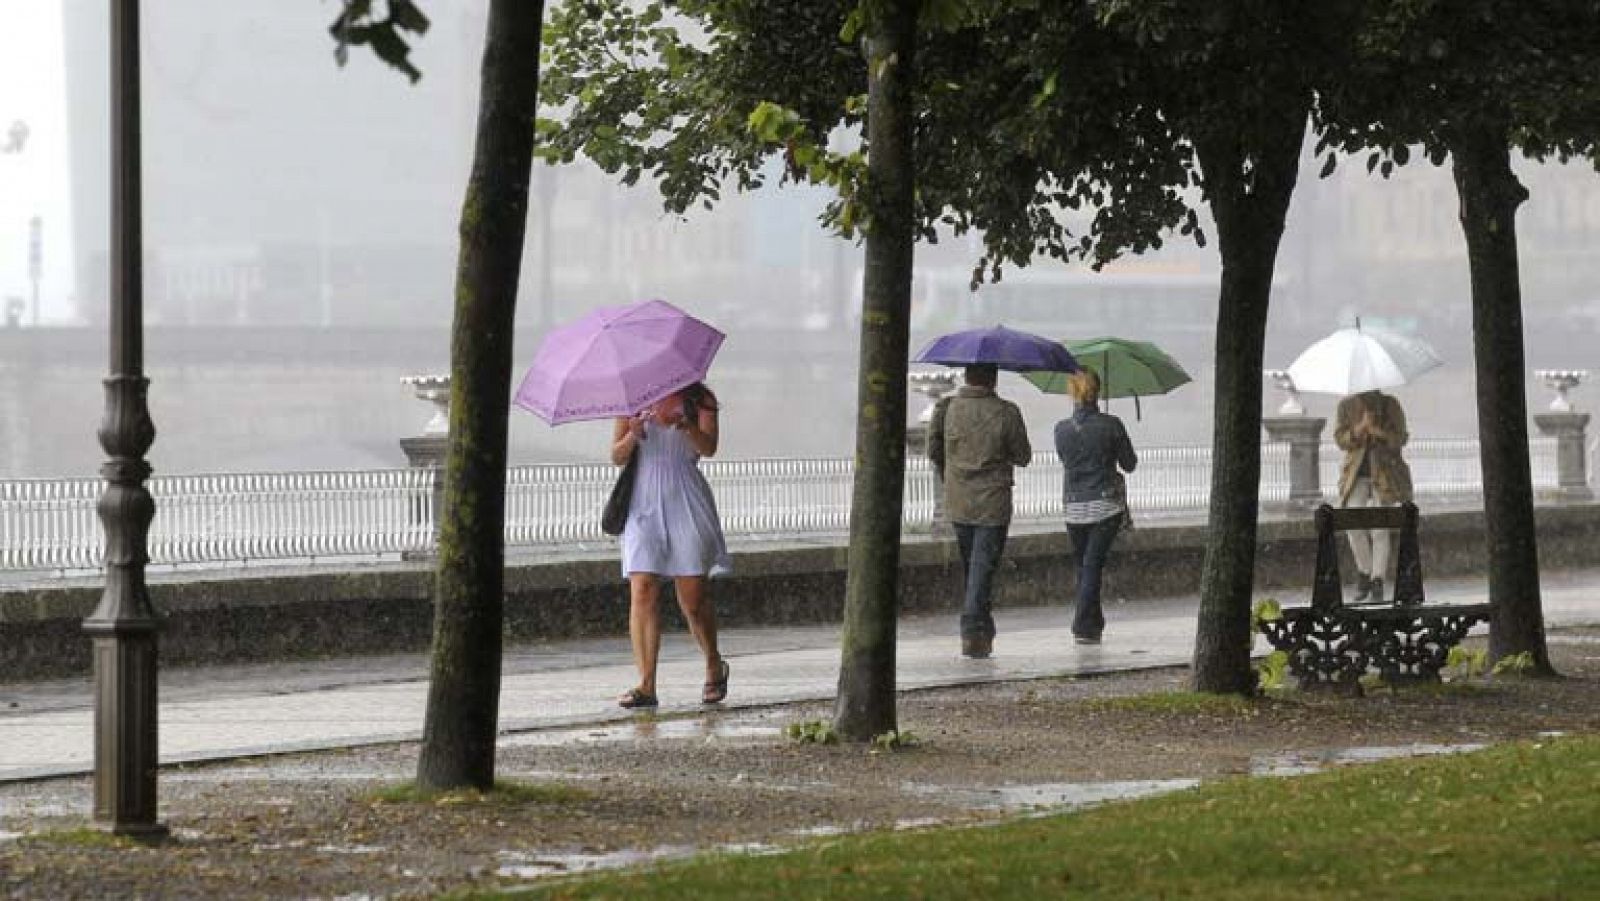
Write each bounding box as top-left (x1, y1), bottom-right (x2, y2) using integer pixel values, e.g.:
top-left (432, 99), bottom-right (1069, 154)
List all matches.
top-left (0, 469), bottom-right (436, 575)
top-left (1316, 438), bottom-right (1559, 505)
top-left (0, 437), bottom-right (1562, 578)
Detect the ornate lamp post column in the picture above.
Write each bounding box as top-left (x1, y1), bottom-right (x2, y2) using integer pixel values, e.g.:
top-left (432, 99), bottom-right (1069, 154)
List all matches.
top-left (83, 0), bottom-right (164, 837)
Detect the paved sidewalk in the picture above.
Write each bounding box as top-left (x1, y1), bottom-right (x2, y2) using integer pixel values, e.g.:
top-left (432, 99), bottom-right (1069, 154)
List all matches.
top-left (2, 572), bottom-right (1596, 783)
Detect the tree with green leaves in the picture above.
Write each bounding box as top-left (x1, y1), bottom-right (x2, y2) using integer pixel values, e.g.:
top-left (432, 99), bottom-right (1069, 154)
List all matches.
top-left (932, 1), bottom-right (1356, 694)
top-left (1317, 0), bottom-right (1600, 675)
top-left (334, 0), bottom-right (548, 788)
top-left (880, 1), bottom-right (1342, 694)
top-left (830, 0), bottom-right (921, 740)
top-left (1088, 1), bottom-right (1357, 693)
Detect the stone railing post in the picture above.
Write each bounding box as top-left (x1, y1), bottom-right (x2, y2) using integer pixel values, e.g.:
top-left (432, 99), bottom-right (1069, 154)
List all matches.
top-left (399, 375), bottom-right (450, 554)
top-left (1263, 370), bottom-right (1326, 510)
top-left (1533, 370), bottom-right (1592, 503)
top-left (908, 370), bottom-right (958, 534)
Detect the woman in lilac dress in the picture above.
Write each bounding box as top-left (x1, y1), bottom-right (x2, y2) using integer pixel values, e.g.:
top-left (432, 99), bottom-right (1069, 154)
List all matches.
top-left (609, 382), bottom-right (731, 709)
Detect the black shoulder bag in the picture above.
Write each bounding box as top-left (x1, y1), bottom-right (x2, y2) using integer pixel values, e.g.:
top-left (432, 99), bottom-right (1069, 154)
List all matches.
top-left (601, 447), bottom-right (639, 536)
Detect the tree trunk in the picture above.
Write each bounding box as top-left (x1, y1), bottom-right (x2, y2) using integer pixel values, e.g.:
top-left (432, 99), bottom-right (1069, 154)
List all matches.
top-left (1448, 126), bottom-right (1554, 675)
top-left (416, 0), bottom-right (545, 790)
top-left (1189, 112), bottom-right (1306, 695)
top-left (833, 0), bottom-right (918, 742)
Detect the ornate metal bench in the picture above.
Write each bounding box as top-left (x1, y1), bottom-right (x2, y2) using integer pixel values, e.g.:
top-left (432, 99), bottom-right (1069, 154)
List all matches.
top-left (1257, 503), bottom-right (1490, 693)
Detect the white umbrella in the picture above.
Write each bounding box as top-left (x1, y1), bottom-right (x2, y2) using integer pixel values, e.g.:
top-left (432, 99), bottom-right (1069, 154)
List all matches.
top-left (1285, 323), bottom-right (1443, 396)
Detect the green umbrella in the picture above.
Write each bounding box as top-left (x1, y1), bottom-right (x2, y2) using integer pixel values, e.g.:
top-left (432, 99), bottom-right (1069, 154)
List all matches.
top-left (1024, 337), bottom-right (1192, 418)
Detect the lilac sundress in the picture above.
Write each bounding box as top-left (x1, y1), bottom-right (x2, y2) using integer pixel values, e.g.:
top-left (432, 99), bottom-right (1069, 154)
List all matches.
top-left (620, 420), bottom-right (731, 578)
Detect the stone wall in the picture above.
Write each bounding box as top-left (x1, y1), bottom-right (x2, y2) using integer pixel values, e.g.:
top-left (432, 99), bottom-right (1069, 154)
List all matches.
top-left (4, 503), bottom-right (1599, 682)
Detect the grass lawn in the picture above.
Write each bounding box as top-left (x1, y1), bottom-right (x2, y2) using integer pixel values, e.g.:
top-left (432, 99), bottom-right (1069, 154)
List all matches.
top-left (502, 734), bottom-right (1600, 900)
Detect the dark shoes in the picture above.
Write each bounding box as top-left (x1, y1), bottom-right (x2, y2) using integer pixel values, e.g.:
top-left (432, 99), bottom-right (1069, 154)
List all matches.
top-left (1073, 634), bottom-right (1102, 646)
top-left (1351, 574), bottom-right (1385, 605)
top-left (618, 687), bottom-right (658, 709)
top-left (702, 659), bottom-right (731, 705)
top-left (961, 636), bottom-right (993, 659)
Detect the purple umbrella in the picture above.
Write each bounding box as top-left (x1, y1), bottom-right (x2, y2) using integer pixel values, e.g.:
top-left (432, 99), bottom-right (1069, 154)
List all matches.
top-left (913, 325), bottom-right (1079, 373)
top-left (514, 299), bottom-right (724, 425)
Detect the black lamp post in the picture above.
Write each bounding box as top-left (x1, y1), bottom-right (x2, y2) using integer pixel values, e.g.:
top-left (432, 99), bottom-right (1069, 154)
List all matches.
top-left (83, 0), bottom-right (163, 837)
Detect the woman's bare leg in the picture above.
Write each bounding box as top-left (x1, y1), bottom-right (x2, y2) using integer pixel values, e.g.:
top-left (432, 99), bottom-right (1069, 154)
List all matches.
top-left (673, 575), bottom-right (722, 681)
top-left (628, 573), bottom-right (663, 695)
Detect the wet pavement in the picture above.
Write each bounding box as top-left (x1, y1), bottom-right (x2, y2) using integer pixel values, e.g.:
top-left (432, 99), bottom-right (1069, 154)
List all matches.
top-left (2, 570), bottom-right (1597, 783)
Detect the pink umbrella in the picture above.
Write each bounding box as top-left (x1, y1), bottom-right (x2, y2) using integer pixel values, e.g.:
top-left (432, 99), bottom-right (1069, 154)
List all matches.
top-left (514, 299), bottom-right (725, 424)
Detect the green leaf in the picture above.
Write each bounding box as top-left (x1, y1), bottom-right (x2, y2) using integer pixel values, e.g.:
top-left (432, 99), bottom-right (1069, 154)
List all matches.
top-left (1250, 598), bottom-right (1283, 627)
top-left (1255, 651), bottom-right (1289, 691)
top-left (1491, 651), bottom-right (1535, 676)
top-left (840, 8), bottom-right (865, 43)
top-left (1032, 72), bottom-right (1059, 109)
top-left (389, 0), bottom-right (431, 35)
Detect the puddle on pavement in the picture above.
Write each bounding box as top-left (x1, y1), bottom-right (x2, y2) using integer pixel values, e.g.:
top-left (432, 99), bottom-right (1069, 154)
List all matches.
top-left (1547, 634), bottom-right (1600, 645)
top-left (501, 718), bottom-right (781, 749)
top-left (0, 802), bottom-right (76, 818)
top-left (488, 739), bottom-right (1510, 885)
top-left (497, 838), bottom-right (786, 882)
top-left (497, 845), bottom-right (695, 879)
top-left (1252, 742), bottom-right (1487, 776)
top-left (717, 842), bottom-right (781, 856)
top-left (904, 779), bottom-right (1200, 813)
top-left (789, 824), bottom-right (850, 838)
top-left (167, 767), bottom-right (393, 783)
top-left (250, 839), bottom-right (389, 857)
top-left (315, 843), bottom-right (386, 855)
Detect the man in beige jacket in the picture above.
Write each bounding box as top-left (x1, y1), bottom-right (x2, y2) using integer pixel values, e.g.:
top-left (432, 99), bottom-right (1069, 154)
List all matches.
top-left (1334, 389), bottom-right (1413, 603)
top-left (928, 364), bottom-right (1032, 658)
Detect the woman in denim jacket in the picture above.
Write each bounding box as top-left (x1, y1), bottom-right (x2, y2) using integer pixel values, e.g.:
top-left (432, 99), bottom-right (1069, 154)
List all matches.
top-left (1053, 369), bottom-right (1138, 644)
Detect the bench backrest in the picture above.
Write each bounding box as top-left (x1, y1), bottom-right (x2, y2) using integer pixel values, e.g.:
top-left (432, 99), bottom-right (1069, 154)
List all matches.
top-left (1311, 502), bottom-right (1425, 613)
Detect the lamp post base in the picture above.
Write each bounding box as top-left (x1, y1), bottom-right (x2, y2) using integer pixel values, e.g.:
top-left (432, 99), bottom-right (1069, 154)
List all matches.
top-left (84, 622), bottom-right (163, 837)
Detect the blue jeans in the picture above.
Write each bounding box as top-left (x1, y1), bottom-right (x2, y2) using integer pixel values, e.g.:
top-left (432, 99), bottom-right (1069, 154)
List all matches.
top-left (1067, 517), bottom-right (1121, 639)
top-left (954, 523), bottom-right (1009, 640)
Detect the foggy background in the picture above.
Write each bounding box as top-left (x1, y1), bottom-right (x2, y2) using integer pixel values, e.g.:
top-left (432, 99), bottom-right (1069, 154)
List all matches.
top-left (1, 2), bottom-right (1598, 480)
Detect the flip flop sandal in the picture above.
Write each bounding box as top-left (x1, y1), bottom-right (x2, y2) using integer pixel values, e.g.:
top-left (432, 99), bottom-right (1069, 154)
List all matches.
top-left (702, 659), bottom-right (730, 705)
top-left (617, 687), bottom-right (658, 709)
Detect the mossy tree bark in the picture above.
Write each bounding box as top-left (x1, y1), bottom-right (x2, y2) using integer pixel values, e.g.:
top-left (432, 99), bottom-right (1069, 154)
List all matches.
top-left (416, 0), bottom-right (546, 790)
top-left (1448, 124), bottom-right (1554, 675)
top-left (833, 0), bottom-right (918, 742)
top-left (1189, 107), bottom-right (1308, 695)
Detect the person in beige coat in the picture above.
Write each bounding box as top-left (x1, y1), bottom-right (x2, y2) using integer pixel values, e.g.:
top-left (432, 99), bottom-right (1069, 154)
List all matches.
top-left (928, 364), bottom-right (1032, 658)
top-left (1334, 389), bottom-right (1413, 603)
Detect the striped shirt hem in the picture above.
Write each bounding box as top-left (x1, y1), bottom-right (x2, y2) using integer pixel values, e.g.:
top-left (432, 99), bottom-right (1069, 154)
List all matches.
top-left (1064, 500), bottom-right (1123, 525)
